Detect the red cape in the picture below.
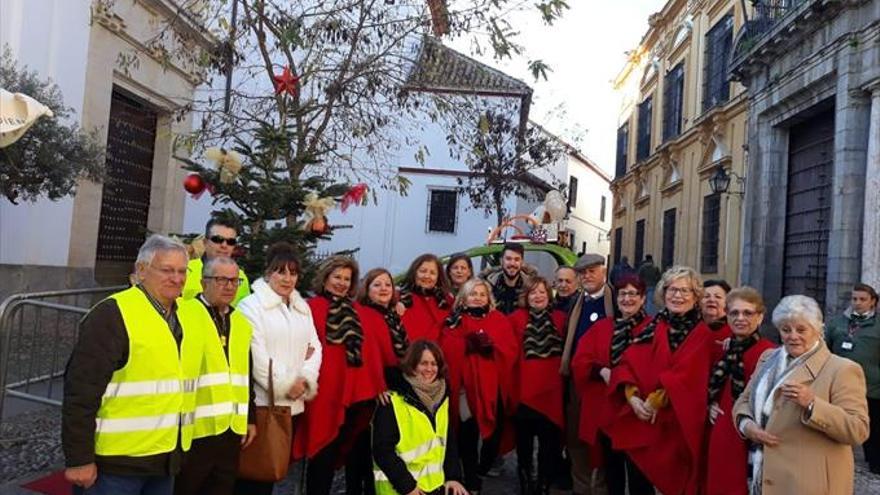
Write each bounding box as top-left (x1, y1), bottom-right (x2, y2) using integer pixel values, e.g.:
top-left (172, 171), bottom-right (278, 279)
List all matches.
top-left (708, 323), bottom-right (733, 364)
top-left (440, 310), bottom-right (518, 439)
top-left (605, 319), bottom-right (715, 495)
top-left (571, 315), bottom-right (652, 445)
top-left (292, 296), bottom-right (385, 460)
top-left (703, 337), bottom-right (776, 495)
top-left (507, 308), bottom-right (566, 428)
top-left (401, 293), bottom-right (452, 342)
top-left (357, 303), bottom-right (400, 368)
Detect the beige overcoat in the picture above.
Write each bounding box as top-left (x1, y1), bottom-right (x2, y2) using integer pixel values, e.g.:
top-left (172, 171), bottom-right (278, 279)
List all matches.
top-left (732, 343), bottom-right (869, 495)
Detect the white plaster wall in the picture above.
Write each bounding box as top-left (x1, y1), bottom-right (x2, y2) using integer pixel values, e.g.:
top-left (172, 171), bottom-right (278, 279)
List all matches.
top-left (0, 0), bottom-right (92, 266)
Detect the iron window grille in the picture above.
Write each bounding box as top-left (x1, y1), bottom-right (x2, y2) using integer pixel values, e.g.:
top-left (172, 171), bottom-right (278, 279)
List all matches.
top-left (427, 188), bottom-right (458, 233)
top-left (703, 14), bottom-right (733, 112)
top-left (568, 176), bottom-right (579, 208)
top-left (663, 63), bottom-right (685, 142)
top-left (635, 219), bottom-right (646, 265)
top-left (662, 208), bottom-right (677, 270)
top-left (701, 193), bottom-right (721, 273)
top-left (636, 97), bottom-right (653, 162)
top-left (613, 227), bottom-right (623, 267)
top-left (615, 124), bottom-right (629, 178)
top-left (600, 195), bottom-right (607, 222)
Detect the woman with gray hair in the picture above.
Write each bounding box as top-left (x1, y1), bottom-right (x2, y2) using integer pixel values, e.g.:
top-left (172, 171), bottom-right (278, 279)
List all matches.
top-left (732, 295), bottom-right (869, 495)
top-left (606, 266), bottom-right (717, 495)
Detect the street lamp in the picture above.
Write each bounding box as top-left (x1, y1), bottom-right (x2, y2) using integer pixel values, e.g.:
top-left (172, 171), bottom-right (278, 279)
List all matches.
top-left (709, 167), bottom-right (745, 196)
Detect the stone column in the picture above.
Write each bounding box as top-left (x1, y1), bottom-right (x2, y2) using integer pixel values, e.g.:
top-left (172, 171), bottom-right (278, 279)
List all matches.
top-left (862, 84), bottom-right (880, 290)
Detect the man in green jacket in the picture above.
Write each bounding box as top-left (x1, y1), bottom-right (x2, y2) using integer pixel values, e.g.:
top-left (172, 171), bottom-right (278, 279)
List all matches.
top-left (825, 282), bottom-right (880, 474)
top-left (183, 217), bottom-right (250, 305)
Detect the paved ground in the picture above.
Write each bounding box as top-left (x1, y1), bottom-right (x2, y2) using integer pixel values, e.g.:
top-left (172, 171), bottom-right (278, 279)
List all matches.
top-left (1, 407), bottom-right (879, 494)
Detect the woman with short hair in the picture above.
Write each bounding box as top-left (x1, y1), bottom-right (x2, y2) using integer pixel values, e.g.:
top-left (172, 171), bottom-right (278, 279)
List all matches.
top-left (733, 295), bottom-right (869, 495)
top-left (439, 279), bottom-right (517, 493)
top-left (372, 340), bottom-right (467, 495)
top-left (294, 256), bottom-right (385, 495)
top-left (703, 287), bottom-right (775, 495)
top-left (508, 277), bottom-right (566, 494)
top-left (445, 254), bottom-right (474, 296)
top-left (358, 268), bottom-right (410, 369)
top-left (572, 273), bottom-right (653, 495)
top-left (607, 266), bottom-right (716, 495)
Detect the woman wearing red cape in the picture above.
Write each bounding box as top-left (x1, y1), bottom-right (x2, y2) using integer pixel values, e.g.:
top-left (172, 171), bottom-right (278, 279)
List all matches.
top-left (398, 254), bottom-right (453, 343)
top-left (440, 278), bottom-right (518, 493)
top-left (571, 274), bottom-right (653, 495)
top-left (508, 277), bottom-right (566, 494)
top-left (606, 266), bottom-right (715, 495)
top-left (703, 287), bottom-right (775, 495)
top-left (293, 256), bottom-right (385, 495)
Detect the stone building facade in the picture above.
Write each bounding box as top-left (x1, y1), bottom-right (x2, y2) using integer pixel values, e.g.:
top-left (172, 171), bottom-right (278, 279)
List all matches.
top-left (731, 0), bottom-right (880, 313)
top-left (610, 0), bottom-right (751, 284)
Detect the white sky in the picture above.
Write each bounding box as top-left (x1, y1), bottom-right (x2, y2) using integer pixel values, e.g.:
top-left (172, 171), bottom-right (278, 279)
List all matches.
top-left (449, 0), bottom-right (668, 175)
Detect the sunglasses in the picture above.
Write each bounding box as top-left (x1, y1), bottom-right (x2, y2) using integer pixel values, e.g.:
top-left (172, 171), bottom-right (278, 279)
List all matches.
top-left (209, 235), bottom-right (237, 246)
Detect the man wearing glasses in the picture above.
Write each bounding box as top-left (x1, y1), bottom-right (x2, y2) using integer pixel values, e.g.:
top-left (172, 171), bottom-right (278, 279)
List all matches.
top-left (175, 257), bottom-right (256, 495)
top-left (183, 218), bottom-right (250, 305)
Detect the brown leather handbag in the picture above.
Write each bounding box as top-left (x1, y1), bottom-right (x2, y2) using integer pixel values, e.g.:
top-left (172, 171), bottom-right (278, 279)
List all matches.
top-left (237, 359), bottom-right (293, 481)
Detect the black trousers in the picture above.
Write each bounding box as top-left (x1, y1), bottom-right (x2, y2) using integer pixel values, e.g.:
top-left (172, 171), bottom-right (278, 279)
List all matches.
top-left (307, 402), bottom-right (375, 495)
top-left (514, 406), bottom-right (562, 486)
top-left (865, 397), bottom-right (880, 473)
top-left (599, 433), bottom-right (653, 495)
top-left (174, 430), bottom-right (242, 495)
top-left (459, 409), bottom-right (503, 491)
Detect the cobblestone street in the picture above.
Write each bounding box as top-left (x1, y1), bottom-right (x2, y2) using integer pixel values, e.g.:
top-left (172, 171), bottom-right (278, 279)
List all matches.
top-left (2, 407), bottom-right (879, 494)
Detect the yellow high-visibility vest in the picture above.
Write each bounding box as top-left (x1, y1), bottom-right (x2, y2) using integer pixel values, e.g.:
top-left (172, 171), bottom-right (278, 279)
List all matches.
top-left (182, 258), bottom-right (250, 306)
top-left (93, 287), bottom-right (204, 457)
top-left (374, 392), bottom-right (449, 494)
top-left (177, 298), bottom-right (252, 438)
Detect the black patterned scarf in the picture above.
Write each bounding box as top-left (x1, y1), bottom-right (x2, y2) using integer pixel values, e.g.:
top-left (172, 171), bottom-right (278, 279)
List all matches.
top-left (609, 308), bottom-right (648, 366)
top-left (444, 305), bottom-right (488, 329)
top-left (707, 332), bottom-right (761, 404)
top-left (320, 291), bottom-right (364, 366)
top-left (631, 307), bottom-right (702, 352)
top-left (848, 312), bottom-right (872, 335)
top-left (523, 308), bottom-right (563, 359)
top-left (365, 301), bottom-right (409, 359)
top-left (399, 284), bottom-right (450, 310)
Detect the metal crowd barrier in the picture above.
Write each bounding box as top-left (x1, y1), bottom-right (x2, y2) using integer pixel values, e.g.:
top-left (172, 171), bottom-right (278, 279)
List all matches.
top-left (0, 286), bottom-right (126, 420)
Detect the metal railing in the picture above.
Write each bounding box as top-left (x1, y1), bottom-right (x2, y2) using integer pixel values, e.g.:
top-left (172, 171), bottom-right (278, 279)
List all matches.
top-left (0, 286), bottom-right (126, 420)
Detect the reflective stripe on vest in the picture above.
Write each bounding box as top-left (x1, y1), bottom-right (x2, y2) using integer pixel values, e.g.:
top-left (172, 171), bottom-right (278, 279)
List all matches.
top-left (93, 287), bottom-right (203, 457)
top-left (374, 393), bottom-right (448, 495)
top-left (177, 299), bottom-right (252, 439)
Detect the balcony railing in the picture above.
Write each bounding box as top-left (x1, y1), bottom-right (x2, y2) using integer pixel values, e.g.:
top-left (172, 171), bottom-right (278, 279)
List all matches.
top-left (730, 0), bottom-right (814, 79)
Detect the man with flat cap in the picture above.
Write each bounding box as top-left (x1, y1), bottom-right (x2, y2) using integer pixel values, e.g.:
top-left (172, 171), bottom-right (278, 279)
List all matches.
top-left (559, 253), bottom-right (616, 495)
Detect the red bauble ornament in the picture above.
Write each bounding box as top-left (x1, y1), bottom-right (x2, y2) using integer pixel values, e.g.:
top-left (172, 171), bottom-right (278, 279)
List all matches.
top-left (183, 173), bottom-right (206, 195)
top-left (309, 216), bottom-right (329, 235)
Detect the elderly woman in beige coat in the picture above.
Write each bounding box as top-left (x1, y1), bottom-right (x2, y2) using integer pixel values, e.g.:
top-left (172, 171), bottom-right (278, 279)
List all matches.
top-left (733, 295), bottom-right (869, 495)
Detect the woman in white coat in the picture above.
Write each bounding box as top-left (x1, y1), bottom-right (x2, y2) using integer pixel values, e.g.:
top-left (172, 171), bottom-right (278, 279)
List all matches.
top-left (234, 242), bottom-right (323, 494)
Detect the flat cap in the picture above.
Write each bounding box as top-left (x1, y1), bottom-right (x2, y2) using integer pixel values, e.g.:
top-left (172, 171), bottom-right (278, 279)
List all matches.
top-left (573, 253), bottom-right (605, 271)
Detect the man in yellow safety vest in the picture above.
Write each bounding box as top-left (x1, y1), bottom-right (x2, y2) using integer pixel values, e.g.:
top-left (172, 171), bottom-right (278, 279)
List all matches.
top-left (174, 256), bottom-right (256, 495)
top-left (63, 235), bottom-right (204, 495)
top-left (182, 217), bottom-right (250, 305)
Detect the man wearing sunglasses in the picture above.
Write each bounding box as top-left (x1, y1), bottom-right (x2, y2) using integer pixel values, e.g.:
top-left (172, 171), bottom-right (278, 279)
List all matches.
top-left (183, 218), bottom-right (251, 305)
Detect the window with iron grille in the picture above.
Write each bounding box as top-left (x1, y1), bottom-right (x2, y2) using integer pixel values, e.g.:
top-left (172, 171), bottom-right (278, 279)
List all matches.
top-left (701, 193), bottom-right (721, 273)
top-left (600, 196), bottom-right (607, 222)
top-left (703, 14), bottom-right (733, 112)
top-left (568, 176), bottom-right (579, 208)
top-left (635, 219), bottom-right (646, 265)
top-left (613, 227), bottom-right (623, 266)
top-left (663, 63), bottom-right (685, 142)
top-left (427, 189), bottom-right (457, 233)
top-left (662, 208), bottom-right (676, 270)
top-left (636, 97), bottom-right (653, 161)
top-left (615, 124), bottom-right (629, 177)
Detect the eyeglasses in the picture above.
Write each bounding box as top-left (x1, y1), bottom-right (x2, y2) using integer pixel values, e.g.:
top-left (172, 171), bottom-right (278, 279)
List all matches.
top-left (618, 290), bottom-right (642, 298)
top-left (665, 287), bottom-right (693, 296)
top-left (209, 235), bottom-right (237, 246)
top-left (205, 276), bottom-right (243, 287)
top-left (729, 309), bottom-right (759, 319)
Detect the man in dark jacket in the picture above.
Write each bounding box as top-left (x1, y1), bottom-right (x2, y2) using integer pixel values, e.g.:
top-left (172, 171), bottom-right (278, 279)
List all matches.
top-left (483, 243), bottom-right (533, 315)
top-left (63, 235), bottom-right (200, 495)
top-left (554, 266), bottom-right (579, 313)
top-left (559, 253), bottom-right (616, 495)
